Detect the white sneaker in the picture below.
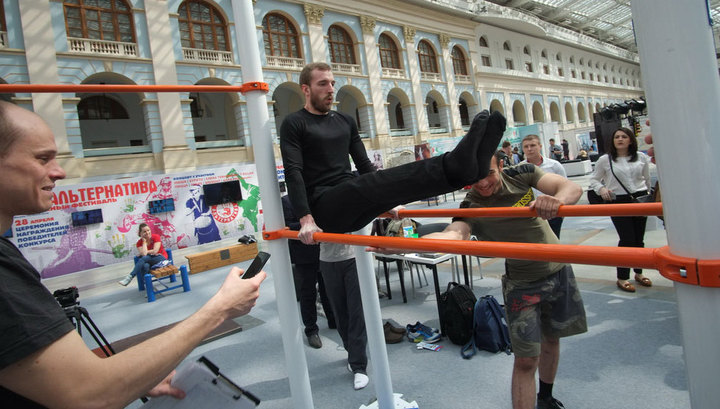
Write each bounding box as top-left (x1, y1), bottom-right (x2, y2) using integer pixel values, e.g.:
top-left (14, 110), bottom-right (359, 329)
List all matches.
top-left (347, 363), bottom-right (369, 390)
top-left (118, 274), bottom-right (133, 286)
top-left (353, 373), bottom-right (369, 390)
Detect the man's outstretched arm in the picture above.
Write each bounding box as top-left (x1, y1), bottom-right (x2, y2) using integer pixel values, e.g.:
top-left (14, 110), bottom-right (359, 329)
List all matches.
top-left (531, 173), bottom-right (583, 220)
top-left (0, 269), bottom-right (266, 409)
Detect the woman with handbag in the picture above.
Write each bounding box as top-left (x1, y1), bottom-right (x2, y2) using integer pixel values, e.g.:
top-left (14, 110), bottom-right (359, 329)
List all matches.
top-left (589, 127), bottom-right (652, 293)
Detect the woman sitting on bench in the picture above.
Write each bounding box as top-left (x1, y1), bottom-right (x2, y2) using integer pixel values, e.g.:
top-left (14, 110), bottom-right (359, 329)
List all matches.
top-left (119, 223), bottom-right (168, 286)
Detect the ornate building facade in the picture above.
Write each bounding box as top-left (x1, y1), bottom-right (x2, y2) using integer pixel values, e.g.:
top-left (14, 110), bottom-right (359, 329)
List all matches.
top-left (0, 0), bottom-right (642, 183)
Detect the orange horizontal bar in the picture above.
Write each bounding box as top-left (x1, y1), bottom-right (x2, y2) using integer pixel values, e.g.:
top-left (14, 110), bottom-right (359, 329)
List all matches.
top-left (387, 202), bottom-right (663, 219)
top-left (0, 84), bottom-right (245, 93)
top-left (263, 229), bottom-right (659, 270)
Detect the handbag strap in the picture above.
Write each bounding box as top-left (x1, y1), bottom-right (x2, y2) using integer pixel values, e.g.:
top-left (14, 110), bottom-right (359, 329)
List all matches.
top-left (608, 158), bottom-right (633, 196)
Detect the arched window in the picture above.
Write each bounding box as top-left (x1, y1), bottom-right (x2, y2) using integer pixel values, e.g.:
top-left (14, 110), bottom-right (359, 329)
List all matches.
top-left (479, 36), bottom-right (488, 47)
top-left (541, 49), bottom-right (547, 58)
top-left (328, 25), bottom-right (356, 64)
top-left (503, 41), bottom-right (511, 51)
top-left (417, 40), bottom-right (438, 73)
top-left (451, 46), bottom-right (468, 75)
top-left (64, 0), bottom-right (135, 42)
top-left (523, 46), bottom-right (530, 55)
top-left (262, 13), bottom-right (301, 58)
top-left (77, 95), bottom-right (129, 120)
top-left (178, 1), bottom-right (229, 51)
top-left (378, 34), bottom-right (400, 69)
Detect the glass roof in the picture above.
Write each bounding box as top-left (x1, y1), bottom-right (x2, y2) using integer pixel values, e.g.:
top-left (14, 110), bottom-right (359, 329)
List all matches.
top-left (485, 0), bottom-right (720, 56)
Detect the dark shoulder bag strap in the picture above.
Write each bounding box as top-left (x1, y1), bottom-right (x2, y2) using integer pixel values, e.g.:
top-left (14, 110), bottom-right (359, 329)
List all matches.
top-left (608, 158), bottom-right (633, 196)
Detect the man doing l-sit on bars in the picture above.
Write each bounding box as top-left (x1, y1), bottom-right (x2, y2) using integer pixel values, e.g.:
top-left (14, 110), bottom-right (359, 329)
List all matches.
top-left (280, 62), bottom-right (506, 244)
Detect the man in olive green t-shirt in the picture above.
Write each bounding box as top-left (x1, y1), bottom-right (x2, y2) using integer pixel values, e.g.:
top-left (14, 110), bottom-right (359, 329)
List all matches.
top-left (373, 151), bottom-right (586, 409)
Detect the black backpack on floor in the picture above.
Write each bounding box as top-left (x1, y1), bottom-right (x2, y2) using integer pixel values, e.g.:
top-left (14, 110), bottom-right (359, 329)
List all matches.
top-left (461, 295), bottom-right (512, 359)
top-left (438, 282), bottom-right (477, 345)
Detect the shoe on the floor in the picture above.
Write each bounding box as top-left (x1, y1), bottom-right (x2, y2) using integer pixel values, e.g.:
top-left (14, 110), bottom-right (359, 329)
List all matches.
top-left (307, 333), bottom-right (322, 349)
top-left (635, 274), bottom-right (653, 287)
top-left (118, 274), bottom-right (133, 286)
top-left (353, 373), bottom-right (369, 390)
top-left (406, 321), bottom-right (440, 343)
top-left (347, 363), bottom-right (369, 390)
top-left (537, 395), bottom-right (565, 409)
top-left (617, 280), bottom-right (636, 293)
top-left (383, 321), bottom-right (406, 335)
top-left (384, 325), bottom-right (404, 344)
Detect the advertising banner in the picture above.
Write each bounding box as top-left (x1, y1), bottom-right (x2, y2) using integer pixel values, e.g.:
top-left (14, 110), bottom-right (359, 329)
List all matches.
top-left (10, 165), bottom-right (263, 278)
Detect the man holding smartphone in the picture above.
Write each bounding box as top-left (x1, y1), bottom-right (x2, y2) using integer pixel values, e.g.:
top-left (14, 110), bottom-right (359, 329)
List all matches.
top-left (0, 101), bottom-right (267, 408)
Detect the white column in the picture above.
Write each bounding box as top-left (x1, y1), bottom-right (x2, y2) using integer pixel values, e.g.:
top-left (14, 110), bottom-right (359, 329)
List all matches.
top-left (354, 225), bottom-right (394, 409)
top-left (632, 1), bottom-right (720, 408)
top-left (17, 0), bottom-right (68, 153)
top-left (439, 34), bottom-right (462, 136)
top-left (144, 0), bottom-right (194, 171)
top-left (304, 4), bottom-right (327, 62)
top-left (360, 16), bottom-right (388, 139)
top-left (231, 1), bottom-right (314, 408)
top-left (403, 26), bottom-right (429, 138)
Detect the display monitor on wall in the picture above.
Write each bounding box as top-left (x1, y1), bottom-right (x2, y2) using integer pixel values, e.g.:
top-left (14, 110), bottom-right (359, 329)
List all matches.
top-left (203, 180), bottom-right (242, 206)
top-left (71, 209), bottom-right (103, 227)
top-left (148, 198), bottom-right (175, 214)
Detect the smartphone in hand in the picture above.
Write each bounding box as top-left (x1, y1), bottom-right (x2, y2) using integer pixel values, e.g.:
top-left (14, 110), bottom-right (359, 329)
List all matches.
top-left (242, 251), bottom-right (270, 279)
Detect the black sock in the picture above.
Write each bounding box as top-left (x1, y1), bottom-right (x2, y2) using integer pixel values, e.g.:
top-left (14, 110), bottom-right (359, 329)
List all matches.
top-left (477, 111), bottom-right (506, 179)
top-left (443, 110), bottom-right (490, 186)
top-left (538, 380), bottom-right (553, 400)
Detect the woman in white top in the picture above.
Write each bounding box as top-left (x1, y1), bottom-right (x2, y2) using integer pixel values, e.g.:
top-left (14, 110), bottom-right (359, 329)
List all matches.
top-left (589, 127), bottom-right (652, 293)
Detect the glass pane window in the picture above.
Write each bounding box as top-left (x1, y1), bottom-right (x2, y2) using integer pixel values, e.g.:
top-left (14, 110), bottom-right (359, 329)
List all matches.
top-left (262, 13), bottom-right (301, 58)
top-left (378, 34), bottom-right (400, 69)
top-left (178, 0), bottom-right (230, 51)
top-left (451, 46), bottom-right (467, 75)
top-left (328, 25), bottom-right (355, 64)
top-left (63, 0), bottom-right (135, 42)
top-left (418, 40), bottom-right (438, 73)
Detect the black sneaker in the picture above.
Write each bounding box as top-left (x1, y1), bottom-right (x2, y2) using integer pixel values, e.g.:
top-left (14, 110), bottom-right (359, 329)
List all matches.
top-left (537, 396), bottom-right (565, 409)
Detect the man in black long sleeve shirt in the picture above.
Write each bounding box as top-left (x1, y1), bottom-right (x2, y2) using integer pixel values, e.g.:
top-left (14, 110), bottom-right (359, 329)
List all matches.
top-left (280, 62), bottom-right (506, 244)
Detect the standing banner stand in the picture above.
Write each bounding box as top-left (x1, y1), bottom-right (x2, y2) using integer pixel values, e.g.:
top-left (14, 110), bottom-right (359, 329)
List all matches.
top-left (354, 225), bottom-right (417, 409)
top-left (632, 1), bottom-right (720, 408)
top-left (230, 1), bottom-right (313, 407)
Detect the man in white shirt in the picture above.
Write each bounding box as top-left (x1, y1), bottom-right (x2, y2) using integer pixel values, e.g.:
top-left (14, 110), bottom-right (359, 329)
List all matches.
top-left (521, 134), bottom-right (567, 238)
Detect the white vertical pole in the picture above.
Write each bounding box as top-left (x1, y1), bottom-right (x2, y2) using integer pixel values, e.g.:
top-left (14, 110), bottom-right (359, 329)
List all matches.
top-left (231, 1), bottom-right (314, 408)
top-left (631, 1), bottom-right (720, 408)
top-left (354, 225), bottom-right (395, 409)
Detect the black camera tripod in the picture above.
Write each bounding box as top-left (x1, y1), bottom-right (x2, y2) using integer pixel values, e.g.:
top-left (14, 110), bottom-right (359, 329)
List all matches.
top-left (63, 304), bottom-right (116, 357)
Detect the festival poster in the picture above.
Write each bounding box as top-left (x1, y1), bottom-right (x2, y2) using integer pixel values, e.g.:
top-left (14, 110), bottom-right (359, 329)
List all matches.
top-left (11, 165), bottom-right (263, 278)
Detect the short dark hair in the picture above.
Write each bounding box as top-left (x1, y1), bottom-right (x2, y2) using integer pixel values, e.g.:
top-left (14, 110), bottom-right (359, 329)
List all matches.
top-left (300, 62), bottom-right (332, 87)
top-left (493, 150), bottom-right (506, 165)
top-left (608, 127), bottom-right (638, 162)
top-left (0, 100), bottom-right (20, 157)
top-left (501, 140), bottom-right (511, 148)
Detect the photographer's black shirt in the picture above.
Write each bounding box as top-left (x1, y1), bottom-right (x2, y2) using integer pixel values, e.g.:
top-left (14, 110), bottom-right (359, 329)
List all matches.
top-left (0, 236), bottom-right (74, 407)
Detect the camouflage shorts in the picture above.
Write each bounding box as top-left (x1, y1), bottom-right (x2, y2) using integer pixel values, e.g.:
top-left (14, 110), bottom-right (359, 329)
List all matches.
top-left (502, 265), bottom-right (587, 357)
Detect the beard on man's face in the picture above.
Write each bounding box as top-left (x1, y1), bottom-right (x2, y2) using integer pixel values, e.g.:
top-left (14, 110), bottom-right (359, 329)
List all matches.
top-left (310, 90), bottom-right (332, 113)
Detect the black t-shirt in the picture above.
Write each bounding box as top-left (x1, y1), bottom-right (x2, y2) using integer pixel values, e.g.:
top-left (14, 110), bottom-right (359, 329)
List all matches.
top-left (0, 237), bottom-right (74, 407)
top-left (279, 108), bottom-right (375, 217)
